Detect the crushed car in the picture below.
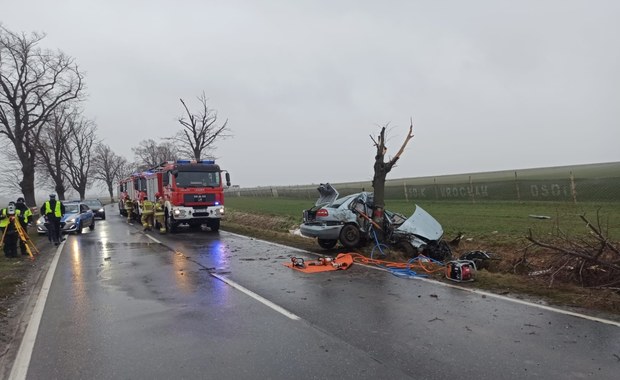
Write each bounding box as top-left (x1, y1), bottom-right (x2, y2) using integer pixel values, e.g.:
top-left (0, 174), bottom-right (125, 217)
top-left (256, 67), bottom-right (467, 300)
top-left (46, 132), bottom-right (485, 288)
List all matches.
top-left (300, 183), bottom-right (452, 261)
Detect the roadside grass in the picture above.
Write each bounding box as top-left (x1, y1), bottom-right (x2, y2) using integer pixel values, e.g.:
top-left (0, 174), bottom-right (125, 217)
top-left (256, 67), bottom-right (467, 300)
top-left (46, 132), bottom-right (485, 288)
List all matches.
top-left (222, 197), bottom-right (620, 317)
top-left (0, 231), bottom-right (44, 316)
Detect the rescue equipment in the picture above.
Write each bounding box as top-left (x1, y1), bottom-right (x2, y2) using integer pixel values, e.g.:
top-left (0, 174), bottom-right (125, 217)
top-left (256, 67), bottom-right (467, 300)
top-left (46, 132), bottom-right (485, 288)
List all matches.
top-left (445, 260), bottom-right (476, 282)
top-left (285, 254), bottom-right (353, 273)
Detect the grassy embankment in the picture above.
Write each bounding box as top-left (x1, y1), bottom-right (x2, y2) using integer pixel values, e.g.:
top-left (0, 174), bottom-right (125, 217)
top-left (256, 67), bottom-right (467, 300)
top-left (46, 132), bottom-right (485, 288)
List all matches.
top-left (222, 196), bottom-right (620, 316)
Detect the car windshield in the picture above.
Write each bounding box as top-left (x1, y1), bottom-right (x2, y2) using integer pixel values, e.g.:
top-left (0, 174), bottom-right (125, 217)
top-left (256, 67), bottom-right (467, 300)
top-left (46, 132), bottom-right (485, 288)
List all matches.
top-left (84, 200), bottom-right (102, 208)
top-left (65, 204), bottom-right (80, 214)
top-left (175, 171), bottom-right (220, 188)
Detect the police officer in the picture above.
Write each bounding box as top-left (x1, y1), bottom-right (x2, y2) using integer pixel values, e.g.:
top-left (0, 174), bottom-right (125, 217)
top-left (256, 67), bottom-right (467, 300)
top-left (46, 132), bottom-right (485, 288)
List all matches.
top-left (15, 197), bottom-right (33, 256)
top-left (40, 194), bottom-right (65, 245)
top-left (0, 202), bottom-right (21, 257)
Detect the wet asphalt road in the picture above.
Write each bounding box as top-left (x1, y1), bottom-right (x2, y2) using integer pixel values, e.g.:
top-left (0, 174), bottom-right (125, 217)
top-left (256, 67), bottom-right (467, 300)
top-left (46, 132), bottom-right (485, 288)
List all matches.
top-left (16, 205), bottom-right (620, 379)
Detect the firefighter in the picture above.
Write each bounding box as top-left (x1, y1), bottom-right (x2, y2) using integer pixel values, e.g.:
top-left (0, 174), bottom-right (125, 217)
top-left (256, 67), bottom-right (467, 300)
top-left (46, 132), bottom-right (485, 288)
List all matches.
top-left (40, 194), bottom-right (65, 246)
top-left (15, 197), bottom-right (32, 256)
top-left (141, 196), bottom-right (155, 231)
top-left (153, 193), bottom-right (166, 233)
top-left (124, 197), bottom-right (134, 223)
top-left (0, 202), bottom-right (21, 258)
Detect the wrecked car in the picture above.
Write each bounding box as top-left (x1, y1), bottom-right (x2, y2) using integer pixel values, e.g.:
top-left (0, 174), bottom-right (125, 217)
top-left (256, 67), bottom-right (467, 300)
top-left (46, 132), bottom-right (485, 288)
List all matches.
top-left (300, 183), bottom-right (451, 261)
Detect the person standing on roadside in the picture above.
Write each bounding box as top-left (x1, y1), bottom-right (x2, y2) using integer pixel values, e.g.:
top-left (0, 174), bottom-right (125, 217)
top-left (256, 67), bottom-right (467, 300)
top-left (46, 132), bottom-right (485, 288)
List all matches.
top-left (0, 202), bottom-right (21, 258)
top-left (15, 197), bottom-right (33, 256)
top-left (40, 194), bottom-right (65, 245)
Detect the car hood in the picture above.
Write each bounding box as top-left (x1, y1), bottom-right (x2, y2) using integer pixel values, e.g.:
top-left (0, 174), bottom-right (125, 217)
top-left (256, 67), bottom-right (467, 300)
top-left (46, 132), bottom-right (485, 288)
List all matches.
top-left (61, 212), bottom-right (80, 222)
top-left (315, 183), bottom-right (339, 207)
top-left (396, 205), bottom-right (443, 241)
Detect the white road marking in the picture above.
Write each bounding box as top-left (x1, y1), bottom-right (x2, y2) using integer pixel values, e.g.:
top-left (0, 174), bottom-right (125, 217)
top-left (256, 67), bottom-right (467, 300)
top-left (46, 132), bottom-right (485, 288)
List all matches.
top-left (210, 273), bottom-right (301, 321)
top-left (9, 241), bottom-right (66, 380)
top-left (221, 231), bottom-right (620, 328)
top-left (145, 234), bottom-right (162, 244)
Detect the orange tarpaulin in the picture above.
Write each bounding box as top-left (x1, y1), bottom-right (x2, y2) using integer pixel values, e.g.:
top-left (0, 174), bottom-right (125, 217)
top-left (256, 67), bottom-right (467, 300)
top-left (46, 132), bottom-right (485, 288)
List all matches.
top-left (284, 253), bottom-right (353, 273)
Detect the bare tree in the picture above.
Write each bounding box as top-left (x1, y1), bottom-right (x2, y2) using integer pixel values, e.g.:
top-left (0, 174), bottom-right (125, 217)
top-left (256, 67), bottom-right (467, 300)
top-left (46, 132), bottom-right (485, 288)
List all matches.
top-left (36, 104), bottom-right (76, 200)
top-left (63, 117), bottom-right (97, 200)
top-left (0, 25), bottom-right (84, 206)
top-left (370, 120), bottom-right (414, 239)
top-left (132, 139), bottom-right (178, 169)
top-left (170, 92), bottom-right (231, 161)
top-left (92, 143), bottom-right (128, 203)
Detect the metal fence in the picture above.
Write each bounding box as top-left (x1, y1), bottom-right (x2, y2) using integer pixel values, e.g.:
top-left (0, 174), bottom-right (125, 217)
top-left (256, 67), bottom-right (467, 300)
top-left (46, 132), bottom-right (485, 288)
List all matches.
top-left (226, 162), bottom-right (620, 203)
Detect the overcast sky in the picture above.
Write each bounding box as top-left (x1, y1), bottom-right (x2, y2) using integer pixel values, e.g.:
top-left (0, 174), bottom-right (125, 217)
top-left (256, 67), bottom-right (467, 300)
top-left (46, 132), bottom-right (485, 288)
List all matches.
top-left (3, 0), bottom-right (619, 187)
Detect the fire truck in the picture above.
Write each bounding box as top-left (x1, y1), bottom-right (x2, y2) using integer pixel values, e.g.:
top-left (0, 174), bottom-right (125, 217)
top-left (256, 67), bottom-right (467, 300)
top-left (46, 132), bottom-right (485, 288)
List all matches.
top-left (117, 171), bottom-right (148, 218)
top-left (144, 159), bottom-right (230, 232)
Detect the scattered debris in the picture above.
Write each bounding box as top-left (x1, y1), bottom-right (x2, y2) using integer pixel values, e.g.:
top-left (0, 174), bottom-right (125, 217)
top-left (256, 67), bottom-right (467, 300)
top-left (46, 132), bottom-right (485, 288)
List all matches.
top-left (528, 215), bottom-right (551, 219)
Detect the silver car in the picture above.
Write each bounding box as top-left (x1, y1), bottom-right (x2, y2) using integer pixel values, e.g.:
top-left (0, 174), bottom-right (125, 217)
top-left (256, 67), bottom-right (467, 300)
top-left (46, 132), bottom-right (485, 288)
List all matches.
top-left (300, 184), bottom-right (451, 260)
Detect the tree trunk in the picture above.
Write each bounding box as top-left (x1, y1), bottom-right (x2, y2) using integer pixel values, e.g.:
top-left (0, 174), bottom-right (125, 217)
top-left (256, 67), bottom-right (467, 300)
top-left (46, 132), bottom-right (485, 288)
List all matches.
top-left (55, 184), bottom-right (66, 201)
top-left (20, 160), bottom-right (37, 208)
top-left (108, 184), bottom-right (114, 203)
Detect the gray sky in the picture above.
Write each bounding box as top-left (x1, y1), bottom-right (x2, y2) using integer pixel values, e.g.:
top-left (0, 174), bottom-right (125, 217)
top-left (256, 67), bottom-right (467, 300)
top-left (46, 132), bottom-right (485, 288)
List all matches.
top-left (3, 0), bottom-right (619, 187)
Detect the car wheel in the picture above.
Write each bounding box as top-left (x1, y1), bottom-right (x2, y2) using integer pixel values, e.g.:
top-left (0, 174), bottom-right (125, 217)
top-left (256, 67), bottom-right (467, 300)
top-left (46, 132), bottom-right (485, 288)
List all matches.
top-left (317, 239), bottom-right (337, 249)
top-left (339, 224), bottom-right (361, 248)
top-left (76, 223), bottom-right (83, 234)
top-left (89, 220), bottom-right (95, 230)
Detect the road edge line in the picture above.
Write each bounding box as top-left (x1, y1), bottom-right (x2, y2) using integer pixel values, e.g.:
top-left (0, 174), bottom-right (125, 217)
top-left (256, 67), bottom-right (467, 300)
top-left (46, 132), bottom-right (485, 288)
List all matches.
top-left (221, 230), bottom-right (620, 328)
top-left (9, 241), bottom-right (65, 380)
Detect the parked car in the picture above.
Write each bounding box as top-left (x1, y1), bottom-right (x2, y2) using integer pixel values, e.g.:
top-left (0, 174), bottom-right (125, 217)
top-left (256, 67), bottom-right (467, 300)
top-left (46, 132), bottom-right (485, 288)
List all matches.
top-left (36, 201), bottom-right (95, 235)
top-left (300, 183), bottom-right (451, 260)
top-left (83, 199), bottom-right (106, 219)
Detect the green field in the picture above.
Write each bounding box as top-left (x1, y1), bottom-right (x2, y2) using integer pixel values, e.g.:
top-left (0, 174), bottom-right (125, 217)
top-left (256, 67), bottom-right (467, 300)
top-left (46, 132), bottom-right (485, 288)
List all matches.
top-left (224, 196), bottom-right (620, 245)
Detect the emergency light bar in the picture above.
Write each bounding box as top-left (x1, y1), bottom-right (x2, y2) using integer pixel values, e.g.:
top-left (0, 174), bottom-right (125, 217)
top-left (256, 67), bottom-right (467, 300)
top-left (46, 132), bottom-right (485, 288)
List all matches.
top-left (176, 159), bottom-right (215, 164)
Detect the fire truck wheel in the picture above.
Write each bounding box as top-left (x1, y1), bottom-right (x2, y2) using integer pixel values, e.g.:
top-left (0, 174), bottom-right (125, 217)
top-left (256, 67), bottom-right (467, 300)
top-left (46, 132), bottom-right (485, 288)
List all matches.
top-left (166, 214), bottom-right (178, 233)
top-left (208, 219), bottom-right (220, 232)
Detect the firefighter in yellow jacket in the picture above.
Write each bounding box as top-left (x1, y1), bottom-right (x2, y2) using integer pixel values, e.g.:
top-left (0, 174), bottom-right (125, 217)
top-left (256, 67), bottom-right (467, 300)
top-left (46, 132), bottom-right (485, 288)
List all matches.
top-left (141, 197), bottom-right (155, 231)
top-left (154, 193), bottom-right (166, 234)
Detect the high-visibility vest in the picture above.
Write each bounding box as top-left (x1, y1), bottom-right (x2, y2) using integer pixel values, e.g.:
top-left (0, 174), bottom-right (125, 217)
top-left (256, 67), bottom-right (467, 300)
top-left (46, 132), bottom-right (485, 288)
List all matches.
top-left (0, 209), bottom-right (21, 228)
top-left (44, 201), bottom-right (62, 217)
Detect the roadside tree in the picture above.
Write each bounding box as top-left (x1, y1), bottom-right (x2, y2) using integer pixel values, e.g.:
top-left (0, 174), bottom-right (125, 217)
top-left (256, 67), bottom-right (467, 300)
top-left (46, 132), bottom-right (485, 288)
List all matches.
top-left (36, 104), bottom-right (77, 200)
top-left (92, 143), bottom-right (128, 203)
top-left (370, 120), bottom-right (414, 240)
top-left (169, 92), bottom-right (230, 161)
top-left (132, 139), bottom-right (178, 169)
top-left (0, 26), bottom-right (84, 206)
top-left (63, 117), bottom-right (97, 200)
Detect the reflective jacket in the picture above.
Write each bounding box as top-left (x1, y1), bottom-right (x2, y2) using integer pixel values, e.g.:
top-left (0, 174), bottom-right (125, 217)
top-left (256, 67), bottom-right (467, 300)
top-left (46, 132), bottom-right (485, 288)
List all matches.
top-left (42, 200), bottom-right (63, 218)
top-left (0, 209), bottom-right (21, 228)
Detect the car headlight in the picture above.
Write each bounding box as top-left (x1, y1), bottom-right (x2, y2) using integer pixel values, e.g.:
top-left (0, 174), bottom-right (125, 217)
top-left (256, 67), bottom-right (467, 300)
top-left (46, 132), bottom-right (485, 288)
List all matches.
top-left (67, 218), bottom-right (76, 223)
top-left (99, 208), bottom-right (104, 212)
top-left (36, 218), bottom-right (44, 225)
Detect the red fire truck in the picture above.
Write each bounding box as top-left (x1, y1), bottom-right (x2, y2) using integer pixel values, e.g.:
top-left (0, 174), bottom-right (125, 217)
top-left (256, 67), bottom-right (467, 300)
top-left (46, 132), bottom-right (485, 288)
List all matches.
top-left (144, 159), bottom-right (230, 232)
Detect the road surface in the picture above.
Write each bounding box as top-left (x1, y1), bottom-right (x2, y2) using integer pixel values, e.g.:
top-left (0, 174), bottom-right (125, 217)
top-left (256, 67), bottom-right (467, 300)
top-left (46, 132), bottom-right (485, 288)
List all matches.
top-left (4, 204), bottom-right (620, 379)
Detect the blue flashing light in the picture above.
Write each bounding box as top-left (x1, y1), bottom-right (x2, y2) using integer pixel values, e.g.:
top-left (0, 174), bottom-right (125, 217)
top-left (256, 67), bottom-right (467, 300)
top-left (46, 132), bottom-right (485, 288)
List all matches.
top-left (215, 201), bottom-right (220, 205)
top-left (199, 160), bottom-right (215, 164)
top-left (176, 160), bottom-right (191, 164)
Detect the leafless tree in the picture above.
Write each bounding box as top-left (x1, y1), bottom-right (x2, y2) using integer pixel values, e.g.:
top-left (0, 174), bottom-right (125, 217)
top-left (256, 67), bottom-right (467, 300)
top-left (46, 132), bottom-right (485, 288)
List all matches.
top-left (370, 119), bottom-right (414, 239)
top-left (92, 143), bottom-right (128, 203)
top-left (63, 117), bottom-right (97, 200)
top-left (0, 142), bottom-right (23, 195)
top-left (170, 92), bottom-right (231, 161)
top-left (132, 139), bottom-right (178, 169)
top-left (36, 104), bottom-right (76, 200)
top-left (0, 25), bottom-right (84, 206)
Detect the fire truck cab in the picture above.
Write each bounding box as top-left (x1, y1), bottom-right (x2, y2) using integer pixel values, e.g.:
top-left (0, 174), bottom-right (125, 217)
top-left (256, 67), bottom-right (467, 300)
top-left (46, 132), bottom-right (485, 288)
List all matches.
top-left (150, 160), bottom-right (230, 232)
